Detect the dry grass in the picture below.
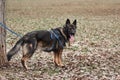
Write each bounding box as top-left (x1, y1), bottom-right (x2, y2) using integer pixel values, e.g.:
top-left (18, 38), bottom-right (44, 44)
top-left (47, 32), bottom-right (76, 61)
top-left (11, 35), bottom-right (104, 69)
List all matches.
top-left (6, 0), bottom-right (120, 18)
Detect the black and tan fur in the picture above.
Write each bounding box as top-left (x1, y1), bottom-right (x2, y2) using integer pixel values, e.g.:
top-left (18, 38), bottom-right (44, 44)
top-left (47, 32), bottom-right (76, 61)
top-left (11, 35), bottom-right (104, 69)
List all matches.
top-left (7, 19), bottom-right (77, 70)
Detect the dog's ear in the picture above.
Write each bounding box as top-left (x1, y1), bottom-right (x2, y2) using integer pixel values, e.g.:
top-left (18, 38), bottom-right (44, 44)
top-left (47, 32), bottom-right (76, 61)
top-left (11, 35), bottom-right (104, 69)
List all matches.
top-left (73, 19), bottom-right (77, 26)
top-left (66, 19), bottom-right (70, 25)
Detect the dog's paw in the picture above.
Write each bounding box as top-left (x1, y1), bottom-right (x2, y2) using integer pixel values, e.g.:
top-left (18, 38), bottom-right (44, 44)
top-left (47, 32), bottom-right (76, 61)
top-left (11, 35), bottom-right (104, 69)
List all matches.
top-left (57, 64), bottom-right (65, 68)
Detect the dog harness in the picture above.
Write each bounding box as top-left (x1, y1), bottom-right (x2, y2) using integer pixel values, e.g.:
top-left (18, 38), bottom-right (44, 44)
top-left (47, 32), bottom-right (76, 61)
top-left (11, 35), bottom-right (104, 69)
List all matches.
top-left (42, 29), bottom-right (65, 52)
top-left (50, 29), bottom-right (64, 48)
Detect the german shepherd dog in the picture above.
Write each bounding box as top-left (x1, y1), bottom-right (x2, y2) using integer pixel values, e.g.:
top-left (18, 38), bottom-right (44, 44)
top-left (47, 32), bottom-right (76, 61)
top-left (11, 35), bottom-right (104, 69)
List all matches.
top-left (7, 19), bottom-right (77, 70)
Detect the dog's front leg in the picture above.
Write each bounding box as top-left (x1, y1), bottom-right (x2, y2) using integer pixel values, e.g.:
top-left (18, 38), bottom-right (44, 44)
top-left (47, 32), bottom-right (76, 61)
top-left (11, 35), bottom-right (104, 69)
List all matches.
top-left (53, 50), bottom-right (64, 67)
top-left (58, 50), bottom-right (64, 67)
top-left (53, 52), bottom-right (59, 66)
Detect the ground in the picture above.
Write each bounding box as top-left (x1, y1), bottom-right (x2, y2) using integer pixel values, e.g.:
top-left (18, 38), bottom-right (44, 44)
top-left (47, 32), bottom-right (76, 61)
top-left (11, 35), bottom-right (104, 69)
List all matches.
top-left (0, 0), bottom-right (120, 80)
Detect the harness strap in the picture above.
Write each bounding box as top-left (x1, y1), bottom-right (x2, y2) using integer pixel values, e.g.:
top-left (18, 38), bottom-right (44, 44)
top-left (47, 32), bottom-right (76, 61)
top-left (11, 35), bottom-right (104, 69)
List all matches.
top-left (59, 28), bottom-right (67, 41)
top-left (50, 30), bottom-right (64, 48)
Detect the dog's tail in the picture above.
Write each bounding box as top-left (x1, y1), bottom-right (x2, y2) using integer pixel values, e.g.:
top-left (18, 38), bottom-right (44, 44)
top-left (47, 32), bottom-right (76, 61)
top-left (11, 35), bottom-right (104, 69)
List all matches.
top-left (7, 38), bottom-right (24, 61)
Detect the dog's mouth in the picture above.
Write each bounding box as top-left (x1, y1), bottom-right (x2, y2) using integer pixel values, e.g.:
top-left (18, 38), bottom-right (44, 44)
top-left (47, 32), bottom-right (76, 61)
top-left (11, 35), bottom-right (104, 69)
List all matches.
top-left (69, 35), bottom-right (75, 43)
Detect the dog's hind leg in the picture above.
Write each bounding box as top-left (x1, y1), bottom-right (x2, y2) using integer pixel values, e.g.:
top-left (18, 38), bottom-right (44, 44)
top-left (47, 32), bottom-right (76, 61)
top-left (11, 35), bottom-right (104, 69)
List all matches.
top-left (21, 55), bottom-right (29, 70)
top-left (21, 40), bottom-right (37, 70)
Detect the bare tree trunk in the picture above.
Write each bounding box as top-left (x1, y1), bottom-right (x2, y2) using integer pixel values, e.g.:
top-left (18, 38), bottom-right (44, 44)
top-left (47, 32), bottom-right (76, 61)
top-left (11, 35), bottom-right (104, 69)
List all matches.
top-left (0, 0), bottom-right (7, 66)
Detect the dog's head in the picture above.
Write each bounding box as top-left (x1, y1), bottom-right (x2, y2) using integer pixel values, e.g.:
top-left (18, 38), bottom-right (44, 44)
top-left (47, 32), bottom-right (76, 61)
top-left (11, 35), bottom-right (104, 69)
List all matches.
top-left (63, 19), bottom-right (77, 43)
